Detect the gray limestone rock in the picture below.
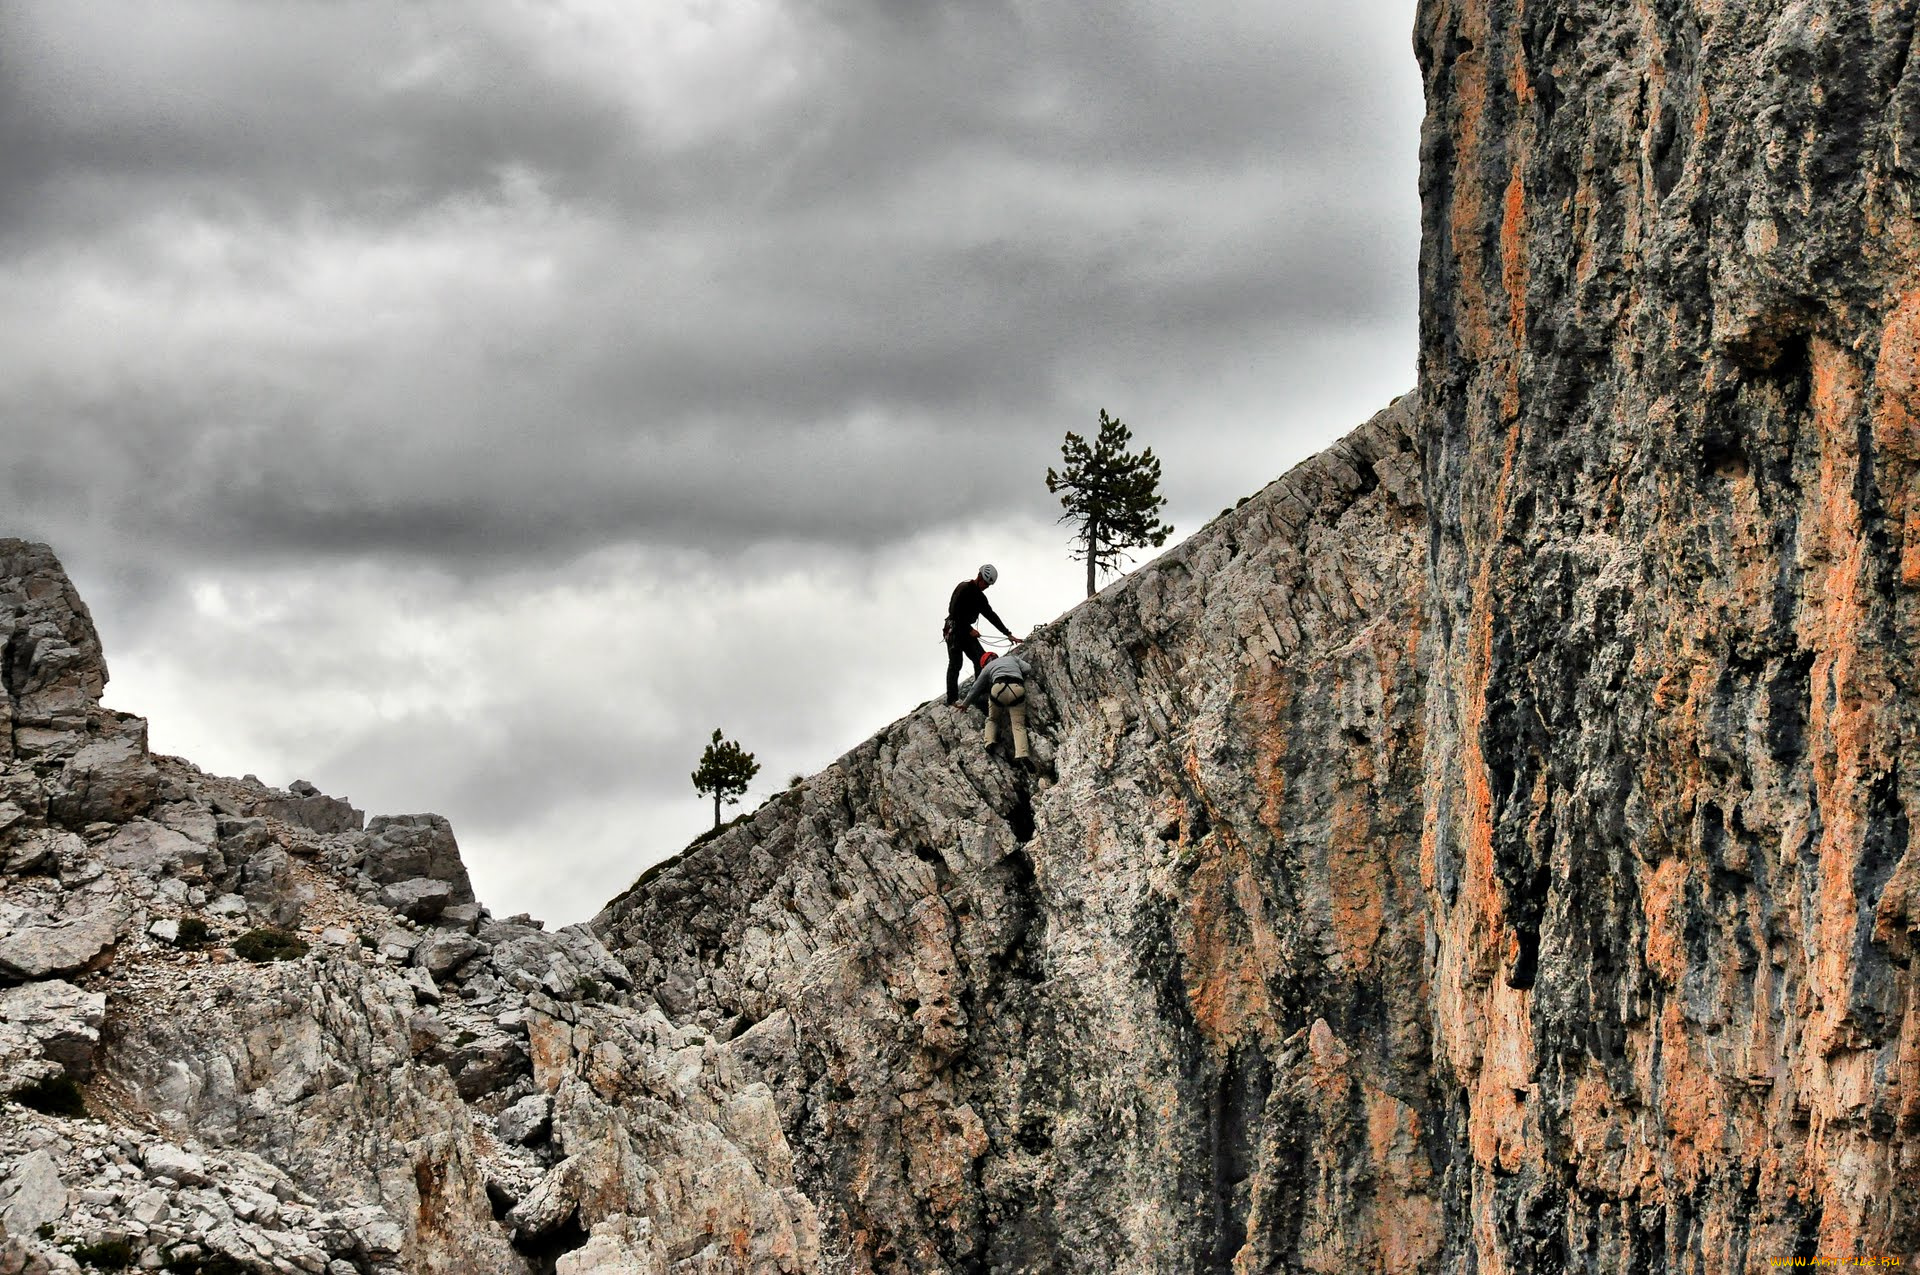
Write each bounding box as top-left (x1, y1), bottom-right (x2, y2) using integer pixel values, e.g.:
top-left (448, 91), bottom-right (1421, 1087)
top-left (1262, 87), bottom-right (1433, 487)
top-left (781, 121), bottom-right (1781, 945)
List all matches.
top-left (154, 802), bottom-right (219, 846)
top-left (0, 980), bottom-right (106, 1080)
top-left (407, 1011), bottom-right (446, 1057)
top-left (488, 925), bottom-right (632, 1002)
top-left (494, 1094), bottom-right (551, 1146)
top-left (248, 787), bottom-right (363, 836)
top-left (129, 1189), bottom-right (168, 1225)
top-left (592, 401), bottom-right (1430, 1270)
top-left (377, 877), bottom-right (451, 923)
top-left (397, 966), bottom-right (440, 1006)
top-left (140, 1144), bottom-right (211, 1188)
top-left (0, 831), bottom-right (58, 878)
top-left (437, 902), bottom-right (482, 933)
top-left (437, 1030), bottom-right (527, 1101)
top-left (375, 928), bottom-right (418, 963)
top-left (215, 817), bottom-right (271, 860)
top-left (100, 819), bottom-right (202, 877)
top-left (0, 897), bottom-right (127, 982)
top-left (0, 1228), bottom-right (58, 1275)
top-left (555, 1215), bottom-right (668, 1275)
top-left (0, 1152), bottom-right (66, 1237)
top-left (360, 816), bottom-right (475, 905)
top-left (0, 542), bottom-right (108, 752)
top-left (205, 894), bottom-right (248, 920)
top-left (413, 933), bottom-right (487, 981)
top-left (46, 720), bottom-right (157, 828)
top-left (239, 846), bottom-right (307, 928)
top-left (100, 960), bottom-right (528, 1273)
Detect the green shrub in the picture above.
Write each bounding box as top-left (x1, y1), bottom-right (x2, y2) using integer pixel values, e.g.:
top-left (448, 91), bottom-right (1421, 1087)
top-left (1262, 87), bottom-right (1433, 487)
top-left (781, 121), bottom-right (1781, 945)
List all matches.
top-left (71, 1238), bottom-right (136, 1268)
top-left (231, 927), bottom-right (309, 963)
top-left (12, 1073), bottom-right (86, 1117)
top-left (172, 917), bottom-right (211, 949)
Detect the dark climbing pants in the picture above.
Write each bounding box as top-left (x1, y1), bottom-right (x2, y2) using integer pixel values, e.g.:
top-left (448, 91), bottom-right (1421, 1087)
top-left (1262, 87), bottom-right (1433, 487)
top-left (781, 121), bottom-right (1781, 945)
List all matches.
top-left (945, 631), bottom-right (986, 704)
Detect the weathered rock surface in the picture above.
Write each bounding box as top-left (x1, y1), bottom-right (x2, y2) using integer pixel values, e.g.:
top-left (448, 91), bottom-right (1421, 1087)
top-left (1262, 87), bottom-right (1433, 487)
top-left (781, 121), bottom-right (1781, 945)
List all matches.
top-left (0, 1151), bottom-right (65, 1237)
top-left (1413, 0), bottom-right (1920, 1265)
top-left (5, 4), bottom-right (1919, 1269)
top-left (0, 981), bottom-right (105, 1084)
top-left (0, 543), bottom-right (107, 755)
top-left (360, 816), bottom-right (476, 908)
top-left (0, 542), bottom-right (810, 1273)
top-left (250, 781), bottom-right (365, 836)
top-left (0, 899), bottom-right (128, 984)
top-left (596, 402), bottom-right (1439, 1271)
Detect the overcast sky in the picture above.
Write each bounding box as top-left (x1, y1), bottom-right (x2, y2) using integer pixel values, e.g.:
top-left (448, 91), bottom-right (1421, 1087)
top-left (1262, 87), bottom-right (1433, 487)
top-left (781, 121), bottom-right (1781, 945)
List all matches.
top-left (1, 0), bottom-right (1423, 925)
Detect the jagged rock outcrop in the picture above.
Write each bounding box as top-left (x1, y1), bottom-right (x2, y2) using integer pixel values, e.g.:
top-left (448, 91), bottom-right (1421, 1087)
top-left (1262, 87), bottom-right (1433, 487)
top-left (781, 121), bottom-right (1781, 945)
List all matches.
top-left (0, 542), bottom-right (157, 831)
top-left (592, 3), bottom-right (1920, 1268)
top-left (0, 541), bottom-right (814, 1274)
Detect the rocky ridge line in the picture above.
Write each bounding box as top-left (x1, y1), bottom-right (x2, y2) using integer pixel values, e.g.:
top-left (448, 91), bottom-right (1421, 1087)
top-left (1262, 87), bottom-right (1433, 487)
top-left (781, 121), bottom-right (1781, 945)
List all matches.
top-left (0, 540), bottom-right (815, 1274)
top-left (594, 398), bottom-right (1436, 1271)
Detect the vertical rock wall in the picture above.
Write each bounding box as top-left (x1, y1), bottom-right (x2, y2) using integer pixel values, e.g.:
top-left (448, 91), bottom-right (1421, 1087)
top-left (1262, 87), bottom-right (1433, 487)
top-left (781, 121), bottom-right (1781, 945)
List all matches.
top-left (1416, 0), bottom-right (1920, 1266)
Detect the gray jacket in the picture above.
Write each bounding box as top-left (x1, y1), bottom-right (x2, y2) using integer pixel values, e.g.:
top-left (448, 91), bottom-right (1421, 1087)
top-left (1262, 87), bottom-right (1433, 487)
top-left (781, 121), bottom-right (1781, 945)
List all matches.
top-left (963, 652), bottom-right (1031, 710)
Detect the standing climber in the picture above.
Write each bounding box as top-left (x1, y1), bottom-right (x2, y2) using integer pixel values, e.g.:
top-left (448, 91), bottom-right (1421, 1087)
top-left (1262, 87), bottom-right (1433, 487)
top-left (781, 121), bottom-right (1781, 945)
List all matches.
top-left (964, 648), bottom-right (1035, 770)
top-left (944, 564), bottom-right (1016, 706)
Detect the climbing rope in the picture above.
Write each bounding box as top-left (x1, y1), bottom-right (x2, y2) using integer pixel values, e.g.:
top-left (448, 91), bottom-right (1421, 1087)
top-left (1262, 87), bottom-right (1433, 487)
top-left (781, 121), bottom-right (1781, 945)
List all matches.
top-left (937, 631), bottom-right (1021, 649)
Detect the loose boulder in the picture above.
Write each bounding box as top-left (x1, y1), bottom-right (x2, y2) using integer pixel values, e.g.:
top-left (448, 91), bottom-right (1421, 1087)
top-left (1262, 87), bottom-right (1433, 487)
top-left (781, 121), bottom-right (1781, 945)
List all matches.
top-left (361, 815), bottom-right (476, 906)
top-left (0, 1151), bottom-right (66, 1237)
top-left (0, 897), bottom-right (128, 983)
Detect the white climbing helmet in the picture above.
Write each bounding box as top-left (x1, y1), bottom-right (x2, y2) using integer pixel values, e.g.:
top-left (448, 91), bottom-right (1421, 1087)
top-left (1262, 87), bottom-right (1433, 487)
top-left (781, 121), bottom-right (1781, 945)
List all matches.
top-left (978, 563), bottom-right (998, 586)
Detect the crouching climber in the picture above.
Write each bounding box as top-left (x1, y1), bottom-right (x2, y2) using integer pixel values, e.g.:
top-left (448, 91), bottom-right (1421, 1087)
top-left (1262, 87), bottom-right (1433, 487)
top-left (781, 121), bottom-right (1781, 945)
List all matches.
top-left (964, 648), bottom-right (1034, 771)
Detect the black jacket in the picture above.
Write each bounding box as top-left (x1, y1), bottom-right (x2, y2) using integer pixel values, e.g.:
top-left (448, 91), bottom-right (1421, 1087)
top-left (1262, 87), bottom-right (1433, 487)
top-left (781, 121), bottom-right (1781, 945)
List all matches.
top-left (946, 580), bottom-right (1009, 639)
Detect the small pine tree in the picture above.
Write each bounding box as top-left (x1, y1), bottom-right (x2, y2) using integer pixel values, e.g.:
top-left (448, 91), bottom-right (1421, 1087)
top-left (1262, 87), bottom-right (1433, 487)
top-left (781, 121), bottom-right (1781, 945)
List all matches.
top-left (1046, 409), bottom-right (1174, 597)
top-left (691, 728), bottom-right (761, 828)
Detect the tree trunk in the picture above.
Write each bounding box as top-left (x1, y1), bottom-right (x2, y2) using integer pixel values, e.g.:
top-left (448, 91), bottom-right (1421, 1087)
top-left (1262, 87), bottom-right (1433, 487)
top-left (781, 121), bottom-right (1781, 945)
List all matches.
top-left (1085, 523), bottom-right (1099, 598)
top-left (713, 793), bottom-right (721, 828)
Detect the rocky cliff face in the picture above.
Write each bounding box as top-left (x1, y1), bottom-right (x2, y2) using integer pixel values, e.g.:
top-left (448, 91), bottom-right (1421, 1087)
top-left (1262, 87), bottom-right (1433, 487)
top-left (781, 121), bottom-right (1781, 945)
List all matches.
top-left (596, 401), bottom-right (1433, 1273)
top-left (4, 3), bottom-right (1917, 1272)
top-left (1417, 0), bottom-right (1920, 1265)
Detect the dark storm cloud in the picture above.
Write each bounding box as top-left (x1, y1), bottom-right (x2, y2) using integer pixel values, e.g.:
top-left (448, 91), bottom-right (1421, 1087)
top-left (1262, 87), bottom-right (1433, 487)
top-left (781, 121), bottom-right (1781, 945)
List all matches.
top-left (0, 2), bottom-right (633, 235)
top-left (1, 0), bottom-right (1420, 579)
top-left (1, 2), bottom-right (1409, 230)
top-left (782, 1), bottom-right (1410, 185)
